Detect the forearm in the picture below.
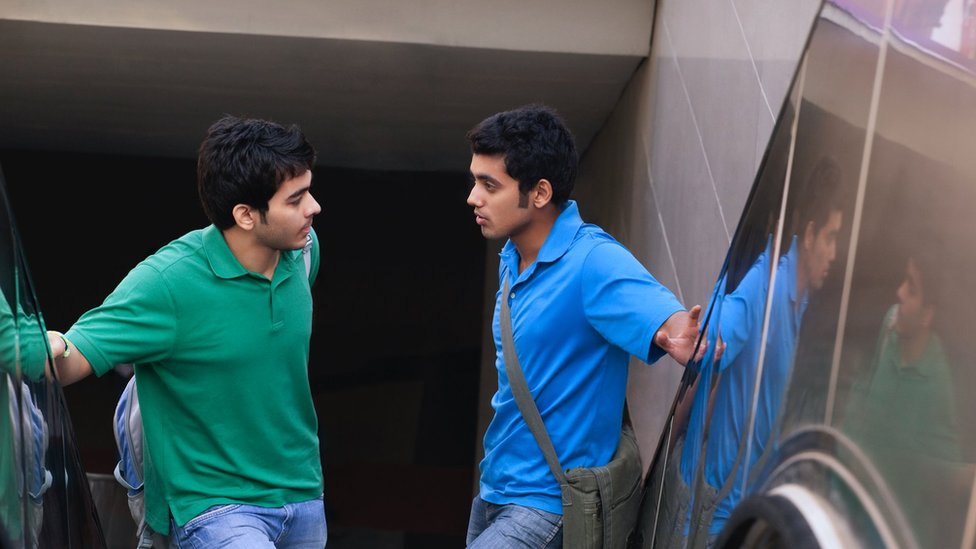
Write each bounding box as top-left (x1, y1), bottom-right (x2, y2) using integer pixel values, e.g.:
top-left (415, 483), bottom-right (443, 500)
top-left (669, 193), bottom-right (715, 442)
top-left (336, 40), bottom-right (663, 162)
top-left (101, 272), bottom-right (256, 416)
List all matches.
top-left (47, 331), bottom-right (93, 386)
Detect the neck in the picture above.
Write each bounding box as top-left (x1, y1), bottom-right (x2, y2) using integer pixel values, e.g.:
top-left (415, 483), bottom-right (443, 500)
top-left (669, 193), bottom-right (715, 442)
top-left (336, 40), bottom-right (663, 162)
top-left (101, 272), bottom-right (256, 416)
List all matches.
top-left (511, 206), bottom-right (560, 273)
top-left (795, 263), bottom-right (809, 305)
top-left (898, 329), bottom-right (931, 366)
top-left (222, 226), bottom-right (280, 279)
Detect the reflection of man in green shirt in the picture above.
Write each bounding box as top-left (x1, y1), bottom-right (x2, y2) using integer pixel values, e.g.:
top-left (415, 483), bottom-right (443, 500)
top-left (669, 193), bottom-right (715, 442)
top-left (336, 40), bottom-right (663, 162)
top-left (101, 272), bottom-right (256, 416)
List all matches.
top-left (0, 287), bottom-right (52, 547)
top-left (848, 254), bottom-right (960, 461)
top-left (0, 290), bottom-right (21, 546)
top-left (844, 251), bottom-right (962, 545)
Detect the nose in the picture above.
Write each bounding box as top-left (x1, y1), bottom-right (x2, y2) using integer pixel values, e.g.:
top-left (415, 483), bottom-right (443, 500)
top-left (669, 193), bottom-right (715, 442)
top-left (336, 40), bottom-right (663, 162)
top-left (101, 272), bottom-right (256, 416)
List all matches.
top-left (307, 193), bottom-right (322, 217)
top-left (467, 185), bottom-right (481, 207)
top-left (896, 279), bottom-right (908, 303)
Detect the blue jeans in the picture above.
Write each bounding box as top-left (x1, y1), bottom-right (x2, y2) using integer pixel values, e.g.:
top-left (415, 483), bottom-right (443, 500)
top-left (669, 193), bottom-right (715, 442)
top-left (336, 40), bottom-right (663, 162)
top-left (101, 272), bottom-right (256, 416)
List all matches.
top-left (170, 496), bottom-right (327, 548)
top-left (466, 496), bottom-right (563, 548)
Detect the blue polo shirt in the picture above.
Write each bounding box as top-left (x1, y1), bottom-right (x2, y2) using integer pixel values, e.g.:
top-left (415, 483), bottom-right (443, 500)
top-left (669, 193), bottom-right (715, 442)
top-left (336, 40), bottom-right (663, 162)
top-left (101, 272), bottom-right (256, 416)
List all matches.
top-left (479, 200), bottom-right (684, 515)
top-left (681, 236), bottom-right (806, 535)
top-left (680, 239), bottom-right (772, 503)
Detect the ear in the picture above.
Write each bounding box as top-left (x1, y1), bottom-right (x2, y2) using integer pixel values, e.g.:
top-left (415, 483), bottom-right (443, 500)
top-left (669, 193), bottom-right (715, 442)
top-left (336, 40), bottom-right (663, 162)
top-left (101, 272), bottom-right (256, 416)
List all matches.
top-left (232, 204), bottom-right (257, 231)
top-left (532, 179), bottom-right (554, 209)
top-left (803, 220), bottom-right (816, 251)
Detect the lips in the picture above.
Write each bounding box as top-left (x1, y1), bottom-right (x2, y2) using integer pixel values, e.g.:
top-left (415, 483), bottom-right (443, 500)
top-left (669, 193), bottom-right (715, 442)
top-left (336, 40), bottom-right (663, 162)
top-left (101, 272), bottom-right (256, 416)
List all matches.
top-left (474, 212), bottom-right (487, 226)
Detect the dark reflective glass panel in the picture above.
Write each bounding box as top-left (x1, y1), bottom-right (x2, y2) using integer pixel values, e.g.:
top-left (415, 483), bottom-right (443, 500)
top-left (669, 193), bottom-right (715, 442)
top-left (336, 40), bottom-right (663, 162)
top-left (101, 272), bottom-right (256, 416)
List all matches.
top-left (0, 164), bottom-right (27, 547)
top-left (649, 0), bottom-right (976, 547)
top-left (756, 1), bottom-right (878, 471)
top-left (681, 10), bottom-right (878, 544)
top-left (0, 164), bottom-right (106, 547)
top-left (676, 90), bottom-right (797, 545)
top-left (825, 16), bottom-right (976, 547)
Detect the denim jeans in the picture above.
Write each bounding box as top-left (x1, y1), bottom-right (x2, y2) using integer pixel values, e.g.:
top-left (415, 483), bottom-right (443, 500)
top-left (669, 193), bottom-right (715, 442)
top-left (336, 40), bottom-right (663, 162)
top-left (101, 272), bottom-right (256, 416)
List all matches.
top-left (466, 496), bottom-right (562, 548)
top-left (170, 495), bottom-right (327, 548)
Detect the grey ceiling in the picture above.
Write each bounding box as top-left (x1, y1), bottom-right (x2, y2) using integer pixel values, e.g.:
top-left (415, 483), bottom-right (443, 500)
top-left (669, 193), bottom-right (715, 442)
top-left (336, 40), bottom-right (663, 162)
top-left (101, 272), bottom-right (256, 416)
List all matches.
top-left (0, 20), bottom-right (644, 172)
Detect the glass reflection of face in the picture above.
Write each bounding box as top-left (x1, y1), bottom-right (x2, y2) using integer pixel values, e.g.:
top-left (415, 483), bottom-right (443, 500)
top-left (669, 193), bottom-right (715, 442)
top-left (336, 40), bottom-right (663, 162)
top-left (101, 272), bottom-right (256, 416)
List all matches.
top-left (802, 209), bottom-right (843, 291)
top-left (894, 257), bottom-right (934, 336)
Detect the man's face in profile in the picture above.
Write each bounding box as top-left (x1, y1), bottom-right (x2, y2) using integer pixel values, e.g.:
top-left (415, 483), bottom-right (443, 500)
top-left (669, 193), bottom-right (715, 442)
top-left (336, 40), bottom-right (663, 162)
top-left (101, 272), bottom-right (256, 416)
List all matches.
top-left (803, 209), bottom-right (843, 290)
top-left (894, 257), bottom-right (934, 336)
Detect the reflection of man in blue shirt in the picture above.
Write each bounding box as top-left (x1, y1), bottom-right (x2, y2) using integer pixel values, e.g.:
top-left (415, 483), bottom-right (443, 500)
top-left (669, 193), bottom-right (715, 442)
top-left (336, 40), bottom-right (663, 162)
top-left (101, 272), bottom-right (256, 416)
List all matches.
top-left (679, 156), bottom-right (845, 540)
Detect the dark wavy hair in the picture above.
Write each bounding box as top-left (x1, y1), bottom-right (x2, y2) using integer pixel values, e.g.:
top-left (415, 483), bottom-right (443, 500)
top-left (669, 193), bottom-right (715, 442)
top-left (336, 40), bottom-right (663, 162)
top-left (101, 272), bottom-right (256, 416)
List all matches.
top-left (197, 115), bottom-right (316, 229)
top-left (466, 104), bottom-right (578, 206)
top-left (788, 155), bottom-right (847, 237)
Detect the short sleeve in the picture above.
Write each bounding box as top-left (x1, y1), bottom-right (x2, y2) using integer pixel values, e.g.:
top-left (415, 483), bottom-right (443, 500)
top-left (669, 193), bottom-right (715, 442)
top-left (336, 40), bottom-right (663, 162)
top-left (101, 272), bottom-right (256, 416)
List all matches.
top-left (715, 247), bottom-right (771, 374)
top-left (66, 264), bottom-right (178, 376)
top-left (581, 242), bottom-right (684, 363)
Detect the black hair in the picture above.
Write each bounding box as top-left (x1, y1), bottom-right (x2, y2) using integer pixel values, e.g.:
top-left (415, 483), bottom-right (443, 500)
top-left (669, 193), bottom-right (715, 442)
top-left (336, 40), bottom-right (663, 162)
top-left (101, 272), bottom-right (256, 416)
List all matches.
top-left (466, 104), bottom-right (578, 206)
top-left (197, 115), bottom-right (316, 229)
top-left (787, 155), bottom-right (847, 237)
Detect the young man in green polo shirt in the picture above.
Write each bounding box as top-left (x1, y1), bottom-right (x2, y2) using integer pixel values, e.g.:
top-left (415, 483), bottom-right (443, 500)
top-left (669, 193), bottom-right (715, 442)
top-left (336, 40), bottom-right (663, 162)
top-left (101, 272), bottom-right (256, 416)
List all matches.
top-left (46, 115), bottom-right (328, 548)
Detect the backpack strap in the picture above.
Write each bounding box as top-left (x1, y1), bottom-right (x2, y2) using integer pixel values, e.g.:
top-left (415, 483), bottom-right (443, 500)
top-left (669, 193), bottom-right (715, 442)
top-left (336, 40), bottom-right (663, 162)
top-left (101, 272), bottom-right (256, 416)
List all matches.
top-left (303, 232), bottom-right (313, 279)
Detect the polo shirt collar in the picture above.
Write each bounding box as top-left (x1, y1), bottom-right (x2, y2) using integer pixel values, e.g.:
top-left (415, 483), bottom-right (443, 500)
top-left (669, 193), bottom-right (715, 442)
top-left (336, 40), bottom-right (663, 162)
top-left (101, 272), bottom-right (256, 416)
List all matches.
top-left (500, 200), bottom-right (584, 275)
top-left (539, 200), bottom-right (584, 264)
top-left (203, 225), bottom-right (248, 279)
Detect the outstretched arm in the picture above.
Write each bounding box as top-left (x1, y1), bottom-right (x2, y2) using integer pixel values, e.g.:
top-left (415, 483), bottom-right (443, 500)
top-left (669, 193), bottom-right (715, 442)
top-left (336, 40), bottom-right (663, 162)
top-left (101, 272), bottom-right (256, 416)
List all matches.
top-left (46, 331), bottom-right (93, 386)
top-left (653, 305), bottom-right (704, 366)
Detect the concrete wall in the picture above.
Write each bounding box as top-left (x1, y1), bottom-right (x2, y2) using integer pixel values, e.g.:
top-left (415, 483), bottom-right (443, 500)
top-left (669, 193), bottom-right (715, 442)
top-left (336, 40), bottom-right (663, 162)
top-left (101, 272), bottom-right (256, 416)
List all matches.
top-left (2, 0), bottom-right (652, 56)
top-left (573, 0), bottom-right (821, 465)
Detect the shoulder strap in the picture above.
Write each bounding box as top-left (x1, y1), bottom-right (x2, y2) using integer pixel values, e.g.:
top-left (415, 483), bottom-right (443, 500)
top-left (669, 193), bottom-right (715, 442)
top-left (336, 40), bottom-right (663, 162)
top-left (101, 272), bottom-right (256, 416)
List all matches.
top-left (500, 276), bottom-right (572, 505)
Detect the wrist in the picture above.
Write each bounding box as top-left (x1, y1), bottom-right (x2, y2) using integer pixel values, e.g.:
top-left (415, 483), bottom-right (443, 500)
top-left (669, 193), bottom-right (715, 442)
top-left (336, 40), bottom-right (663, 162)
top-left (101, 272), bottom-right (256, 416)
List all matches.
top-left (48, 331), bottom-right (71, 359)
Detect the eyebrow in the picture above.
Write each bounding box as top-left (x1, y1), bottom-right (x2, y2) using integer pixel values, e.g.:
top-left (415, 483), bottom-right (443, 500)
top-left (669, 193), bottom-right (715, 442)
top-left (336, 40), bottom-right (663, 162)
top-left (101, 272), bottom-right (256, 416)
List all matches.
top-left (287, 185), bottom-right (311, 200)
top-left (472, 172), bottom-right (501, 185)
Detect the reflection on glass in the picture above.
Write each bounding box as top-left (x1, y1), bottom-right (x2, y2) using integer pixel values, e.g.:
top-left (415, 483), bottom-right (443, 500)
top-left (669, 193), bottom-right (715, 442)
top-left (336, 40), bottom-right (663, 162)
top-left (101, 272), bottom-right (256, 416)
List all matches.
top-left (843, 252), bottom-right (961, 460)
top-left (833, 0), bottom-right (965, 59)
top-left (704, 157), bottom-right (847, 538)
top-left (824, 24), bottom-right (976, 541)
top-left (652, 0), bottom-right (976, 546)
top-left (14, 381), bottom-right (50, 547)
top-left (1, 287), bottom-right (23, 547)
top-left (648, 83), bottom-right (798, 548)
top-left (13, 232), bottom-right (56, 547)
top-left (0, 165), bottom-right (24, 547)
top-left (0, 257), bottom-right (51, 549)
top-left (0, 166), bottom-right (106, 547)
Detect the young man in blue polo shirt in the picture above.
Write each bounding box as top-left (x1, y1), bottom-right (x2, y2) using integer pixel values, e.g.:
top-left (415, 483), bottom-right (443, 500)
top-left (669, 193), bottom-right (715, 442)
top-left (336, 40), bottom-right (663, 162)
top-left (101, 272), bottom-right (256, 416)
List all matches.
top-left (464, 104), bottom-right (702, 547)
top-left (46, 116), bottom-right (328, 548)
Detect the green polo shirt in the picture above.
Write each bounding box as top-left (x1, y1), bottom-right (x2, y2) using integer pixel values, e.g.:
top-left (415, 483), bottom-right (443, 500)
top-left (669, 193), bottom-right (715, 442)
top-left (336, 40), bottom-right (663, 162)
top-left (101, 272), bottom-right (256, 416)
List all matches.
top-left (847, 305), bottom-right (961, 462)
top-left (66, 225), bottom-right (323, 534)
